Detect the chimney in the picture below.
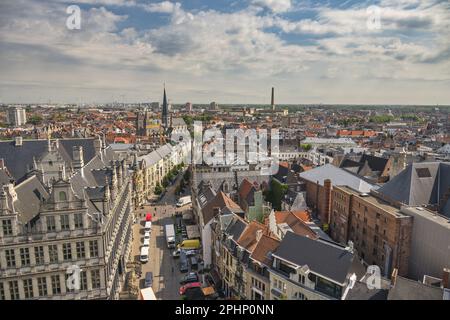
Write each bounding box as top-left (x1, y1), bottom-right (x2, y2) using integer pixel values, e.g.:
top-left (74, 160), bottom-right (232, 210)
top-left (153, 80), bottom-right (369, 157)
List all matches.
top-left (271, 87), bottom-right (275, 111)
top-left (72, 146), bottom-right (84, 170)
top-left (323, 179), bottom-right (332, 225)
top-left (443, 268), bottom-right (450, 289)
top-left (15, 136), bottom-right (23, 147)
top-left (94, 136), bottom-right (102, 155)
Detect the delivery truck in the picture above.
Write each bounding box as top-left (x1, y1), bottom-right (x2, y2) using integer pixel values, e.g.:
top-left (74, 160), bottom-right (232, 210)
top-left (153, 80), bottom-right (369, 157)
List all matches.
top-left (176, 196), bottom-right (192, 207)
top-left (165, 224), bottom-right (176, 249)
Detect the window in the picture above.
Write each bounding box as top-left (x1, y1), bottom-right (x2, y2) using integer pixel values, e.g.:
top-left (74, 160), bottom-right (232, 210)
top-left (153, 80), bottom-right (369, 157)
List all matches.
top-left (46, 216), bottom-right (56, 232)
top-left (60, 214), bottom-right (70, 231)
top-left (51, 275), bottom-right (61, 295)
top-left (89, 240), bottom-right (99, 258)
top-left (0, 282), bottom-right (5, 300)
top-left (63, 243), bottom-right (72, 261)
top-left (74, 213), bottom-right (83, 229)
top-left (373, 248), bottom-right (378, 256)
top-left (9, 280), bottom-right (20, 300)
top-left (20, 247), bottom-right (30, 266)
top-left (37, 277), bottom-right (47, 297)
top-left (80, 271), bottom-right (88, 291)
top-left (23, 278), bottom-right (34, 299)
top-left (34, 246), bottom-right (45, 265)
top-left (2, 219), bottom-right (13, 236)
top-left (76, 242), bottom-right (85, 259)
top-left (59, 191), bottom-right (67, 201)
top-left (48, 245), bottom-right (59, 263)
top-left (416, 168), bottom-right (431, 178)
top-left (91, 269), bottom-right (101, 289)
top-left (5, 249), bottom-right (16, 268)
top-left (294, 292), bottom-right (307, 300)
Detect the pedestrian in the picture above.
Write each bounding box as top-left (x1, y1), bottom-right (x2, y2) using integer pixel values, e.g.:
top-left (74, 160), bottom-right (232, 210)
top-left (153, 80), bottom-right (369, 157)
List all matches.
top-left (171, 266), bottom-right (174, 274)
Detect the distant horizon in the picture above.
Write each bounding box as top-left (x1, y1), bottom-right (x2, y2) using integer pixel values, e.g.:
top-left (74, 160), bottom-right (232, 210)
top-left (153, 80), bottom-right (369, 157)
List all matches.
top-left (2, 101), bottom-right (450, 108)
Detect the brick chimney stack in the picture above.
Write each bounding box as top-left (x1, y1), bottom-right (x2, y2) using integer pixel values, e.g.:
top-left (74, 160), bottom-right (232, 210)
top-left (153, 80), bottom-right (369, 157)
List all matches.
top-left (443, 268), bottom-right (450, 289)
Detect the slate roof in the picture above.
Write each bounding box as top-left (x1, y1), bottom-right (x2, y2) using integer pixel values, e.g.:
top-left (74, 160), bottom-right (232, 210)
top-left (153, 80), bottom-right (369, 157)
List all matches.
top-left (273, 231), bottom-right (354, 284)
top-left (388, 276), bottom-right (444, 300)
top-left (0, 138), bottom-right (98, 182)
top-left (377, 162), bottom-right (450, 217)
top-left (14, 175), bottom-right (49, 223)
top-left (225, 214), bottom-right (247, 241)
top-left (299, 163), bottom-right (375, 193)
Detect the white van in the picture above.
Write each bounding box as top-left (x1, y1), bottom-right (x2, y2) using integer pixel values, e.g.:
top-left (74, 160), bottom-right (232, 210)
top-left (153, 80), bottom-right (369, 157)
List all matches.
top-left (176, 196), bottom-right (192, 207)
top-left (144, 221), bottom-right (152, 232)
top-left (140, 246), bottom-right (149, 263)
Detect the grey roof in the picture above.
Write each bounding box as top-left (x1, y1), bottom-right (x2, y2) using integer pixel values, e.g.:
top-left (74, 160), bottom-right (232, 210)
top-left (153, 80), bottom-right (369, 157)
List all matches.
top-left (299, 164), bottom-right (375, 193)
top-left (171, 117), bottom-right (187, 127)
top-left (14, 175), bottom-right (49, 223)
top-left (225, 216), bottom-right (247, 241)
top-left (0, 168), bottom-right (14, 185)
top-left (378, 162), bottom-right (450, 217)
top-left (273, 231), bottom-right (354, 284)
top-left (0, 138), bottom-right (98, 182)
top-left (388, 276), bottom-right (444, 300)
top-left (345, 281), bottom-right (389, 300)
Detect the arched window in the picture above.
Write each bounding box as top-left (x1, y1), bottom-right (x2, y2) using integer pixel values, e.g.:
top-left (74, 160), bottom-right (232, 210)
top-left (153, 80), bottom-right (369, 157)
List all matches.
top-left (59, 191), bottom-right (67, 201)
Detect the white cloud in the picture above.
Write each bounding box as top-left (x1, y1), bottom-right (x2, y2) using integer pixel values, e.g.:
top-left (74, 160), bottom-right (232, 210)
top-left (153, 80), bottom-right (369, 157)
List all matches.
top-left (251, 0), bottom-right (292, 13)
top-left (0, 0), bottom-right (449, 104)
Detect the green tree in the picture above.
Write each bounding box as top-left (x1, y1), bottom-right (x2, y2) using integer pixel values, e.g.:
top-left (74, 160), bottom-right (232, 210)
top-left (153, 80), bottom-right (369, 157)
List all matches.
top-left (28, 115), bottom-right (43, 126)
top-left (154, 183), bottom-right (163, 195)
top-left (301, 143), bottom-right (312, 151)
top-left (264, 179), bottom-right (288, 211)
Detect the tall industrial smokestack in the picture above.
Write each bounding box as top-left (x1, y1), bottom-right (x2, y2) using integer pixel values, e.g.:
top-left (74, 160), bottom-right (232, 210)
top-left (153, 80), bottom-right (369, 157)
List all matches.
top-left (271, 87), bottom-right (275, 110)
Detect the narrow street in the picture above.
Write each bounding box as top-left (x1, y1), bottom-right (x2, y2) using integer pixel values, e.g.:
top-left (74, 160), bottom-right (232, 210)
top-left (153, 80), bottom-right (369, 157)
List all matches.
top-left (130, 171), bottom-right (191, 300)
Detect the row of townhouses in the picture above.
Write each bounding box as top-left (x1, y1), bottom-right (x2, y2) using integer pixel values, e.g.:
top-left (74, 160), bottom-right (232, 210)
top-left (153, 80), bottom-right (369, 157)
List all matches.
top-left (132, 141), bottom-right (191, 208)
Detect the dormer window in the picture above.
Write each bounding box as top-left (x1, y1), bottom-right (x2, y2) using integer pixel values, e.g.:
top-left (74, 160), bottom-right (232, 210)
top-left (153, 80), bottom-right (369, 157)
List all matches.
top-left (59, 191), bottom-right (67, 201)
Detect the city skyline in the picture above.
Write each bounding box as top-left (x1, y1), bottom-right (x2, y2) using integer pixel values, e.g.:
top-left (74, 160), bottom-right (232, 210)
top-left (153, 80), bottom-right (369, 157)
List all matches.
top-left (0, 0), bottom-right (449, 105)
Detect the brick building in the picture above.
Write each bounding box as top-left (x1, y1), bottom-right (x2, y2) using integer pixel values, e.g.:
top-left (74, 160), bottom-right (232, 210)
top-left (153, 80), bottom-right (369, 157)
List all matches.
top-left (331, 186), bottom-right (412, 277)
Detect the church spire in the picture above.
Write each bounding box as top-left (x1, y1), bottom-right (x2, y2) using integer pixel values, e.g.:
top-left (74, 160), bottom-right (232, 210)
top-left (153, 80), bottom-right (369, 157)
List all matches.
top-left (162, 83), bottom-right (169, 128)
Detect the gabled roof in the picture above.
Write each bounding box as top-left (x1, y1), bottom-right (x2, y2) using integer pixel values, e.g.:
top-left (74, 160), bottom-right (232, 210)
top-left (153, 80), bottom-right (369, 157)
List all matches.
top-left (378, 162), bottom-right (450, 216)
top-left (273, 232), bottom-right (354, 284)
top-left (250, 234), bottom-right (280, 267)
top-left (236, 220), bottom-right (268, 252)
top-left (299, 164), bottom-right (374, 193)
top-left (201, 191), bottom-right (242, 225)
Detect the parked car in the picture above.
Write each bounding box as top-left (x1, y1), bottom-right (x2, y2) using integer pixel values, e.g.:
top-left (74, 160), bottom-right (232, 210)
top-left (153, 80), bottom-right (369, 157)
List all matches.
top-left (179, 251), bottom-right (189, 273)
top-left (143, 238), bottom-right (150, 247)
top-left (190, 256), bottom-right (198, 270)
top-left (179, 282), bottom-right (202, 295)
top-left (180, 272), bottom-right (199, 285)
top-left (178, 239), bottom-right (201, 250)
top-left (185, 250), bottom-right (197, 257)
top-left (140, 246), bottom-right (149, 263)
top-left (172, 249), bottom-right (181, 258)
top-left (144, 272), bottom-right (153, 288)
top-left (144, 231), bottom-right (151, 240)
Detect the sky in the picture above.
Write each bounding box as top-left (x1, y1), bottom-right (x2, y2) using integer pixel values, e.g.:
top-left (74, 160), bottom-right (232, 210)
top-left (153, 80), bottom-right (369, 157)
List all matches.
top-left (0, 0), bottom-right (449, 105)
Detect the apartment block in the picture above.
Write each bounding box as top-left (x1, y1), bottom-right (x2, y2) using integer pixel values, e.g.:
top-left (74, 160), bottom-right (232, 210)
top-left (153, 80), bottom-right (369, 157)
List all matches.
top-left (331, 186), bottom-right (412, 277)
